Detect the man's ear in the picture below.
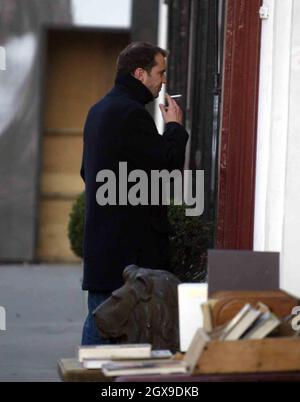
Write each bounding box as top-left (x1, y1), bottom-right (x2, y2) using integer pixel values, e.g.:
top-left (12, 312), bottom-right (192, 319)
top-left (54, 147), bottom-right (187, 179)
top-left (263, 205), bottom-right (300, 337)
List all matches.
top-left (133, 67), bottom-right (145, 82)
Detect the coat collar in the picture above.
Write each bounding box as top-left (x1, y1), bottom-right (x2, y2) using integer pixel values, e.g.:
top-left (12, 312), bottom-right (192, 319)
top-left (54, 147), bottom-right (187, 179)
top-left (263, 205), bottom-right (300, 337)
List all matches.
top-left (114, 72), bottom-right (154, 105)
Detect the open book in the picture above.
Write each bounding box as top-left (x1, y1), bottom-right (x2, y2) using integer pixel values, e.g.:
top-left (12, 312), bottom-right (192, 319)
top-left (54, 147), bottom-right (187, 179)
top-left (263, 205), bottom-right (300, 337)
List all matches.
top-left (101, 329), bottom-right (210, 377)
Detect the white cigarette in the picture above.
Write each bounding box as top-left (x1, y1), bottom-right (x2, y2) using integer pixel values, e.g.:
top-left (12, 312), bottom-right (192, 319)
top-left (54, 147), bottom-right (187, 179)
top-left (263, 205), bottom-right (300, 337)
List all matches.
top-left (170, 94), bottom-right (182, 98)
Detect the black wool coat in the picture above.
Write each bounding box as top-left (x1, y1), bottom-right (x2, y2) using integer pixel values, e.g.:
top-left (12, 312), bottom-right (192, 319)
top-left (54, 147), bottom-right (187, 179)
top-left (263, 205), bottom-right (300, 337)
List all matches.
top-left (80, 72), bottom-right (189, 291)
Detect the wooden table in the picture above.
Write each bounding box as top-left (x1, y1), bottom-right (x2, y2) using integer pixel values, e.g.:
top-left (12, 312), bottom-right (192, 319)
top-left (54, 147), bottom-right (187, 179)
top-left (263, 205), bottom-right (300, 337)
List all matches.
top-left (58, 358), bottom-right (113, 382)
top-left (58, 358), bottom-right (300, 382)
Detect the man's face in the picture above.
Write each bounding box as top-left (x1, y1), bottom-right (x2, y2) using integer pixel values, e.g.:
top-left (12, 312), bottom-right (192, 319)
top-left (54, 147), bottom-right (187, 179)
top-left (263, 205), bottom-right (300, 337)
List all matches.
top-left (139, 53), bottom-right (167, 98)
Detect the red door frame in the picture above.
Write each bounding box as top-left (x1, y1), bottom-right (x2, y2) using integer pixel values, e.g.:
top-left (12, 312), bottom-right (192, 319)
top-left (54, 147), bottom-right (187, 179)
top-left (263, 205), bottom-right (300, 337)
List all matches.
top-left (216, 0), bottom-right (262, 249)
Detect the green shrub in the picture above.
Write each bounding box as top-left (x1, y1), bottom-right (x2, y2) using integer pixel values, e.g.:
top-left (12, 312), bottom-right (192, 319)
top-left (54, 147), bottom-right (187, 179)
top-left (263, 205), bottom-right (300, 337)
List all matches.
top-left (68, 193), bottom-right (214, 282)
top-left (68, 192), bottom-right (85, 258)
top-left (168, 204), bottom-right (213, 282)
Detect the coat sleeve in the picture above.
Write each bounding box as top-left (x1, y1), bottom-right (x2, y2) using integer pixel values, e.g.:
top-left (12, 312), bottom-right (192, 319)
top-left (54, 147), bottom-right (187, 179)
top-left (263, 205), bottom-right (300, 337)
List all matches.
top-left (122, 108), bottom-right (189, 172)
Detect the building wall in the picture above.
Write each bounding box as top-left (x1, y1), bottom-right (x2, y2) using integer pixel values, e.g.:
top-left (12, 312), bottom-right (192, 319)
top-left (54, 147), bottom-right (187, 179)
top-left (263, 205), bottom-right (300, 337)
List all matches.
top-left (254, 0), bottom-right (300, 297)
top-left (0, 0), bottom-right (164, 262)
top-left (281, 0), bottom-right (300, 297)
top-left (72, 0), bottom-right (132, 27)
top-left (0, 0), bottom-right (132, 262)
top-left (0, 0), bottom-right (73, 261)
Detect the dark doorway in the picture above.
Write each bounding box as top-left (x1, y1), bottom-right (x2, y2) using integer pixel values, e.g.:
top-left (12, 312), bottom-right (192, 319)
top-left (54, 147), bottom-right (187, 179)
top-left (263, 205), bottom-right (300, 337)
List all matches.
top-left (166, 0), bottom-right (225, 281)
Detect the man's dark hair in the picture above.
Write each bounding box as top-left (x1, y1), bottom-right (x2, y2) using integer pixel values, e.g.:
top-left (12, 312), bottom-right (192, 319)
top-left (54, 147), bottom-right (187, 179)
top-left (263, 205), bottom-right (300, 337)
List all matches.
top-left (116, 42), bottom-right (168, 75)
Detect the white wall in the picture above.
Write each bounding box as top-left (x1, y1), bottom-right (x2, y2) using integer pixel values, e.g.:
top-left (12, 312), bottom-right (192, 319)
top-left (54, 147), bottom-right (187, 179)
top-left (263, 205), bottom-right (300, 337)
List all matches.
top-left (254, 0), bottom-right (300, 297)
top-left (72, 0), bottom-right (132, 28)
top-left (154, 0), bottom-right (168, 134)
top-left (281, 0), bottom-right (300, 298)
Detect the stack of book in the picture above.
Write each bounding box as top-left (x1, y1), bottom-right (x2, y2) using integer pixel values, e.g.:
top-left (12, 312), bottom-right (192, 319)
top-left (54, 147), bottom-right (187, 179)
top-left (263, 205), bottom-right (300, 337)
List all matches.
top-left (79, 343), bottom-right (152, 367)
top-left (78, 344), bottom-right (174, 367)
top-left (202, 301), bottom-right (281, 341)
top-left (100, 330), bottom-right (210, 377)
top-left (77, 331), bottom-right (210, 377)
top-left (78, 343), bottom-right (179, 374)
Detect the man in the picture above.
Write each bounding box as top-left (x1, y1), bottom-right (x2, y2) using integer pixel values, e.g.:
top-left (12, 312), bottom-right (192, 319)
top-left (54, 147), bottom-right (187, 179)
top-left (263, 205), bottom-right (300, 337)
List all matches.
top-left (80, 42), bottom-right (189, 345)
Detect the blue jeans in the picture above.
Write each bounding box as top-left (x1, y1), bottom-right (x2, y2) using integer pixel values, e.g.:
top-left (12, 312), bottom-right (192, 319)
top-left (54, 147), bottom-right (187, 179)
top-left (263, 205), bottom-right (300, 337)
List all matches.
top-left (81, 291), bottom-right (113, 345)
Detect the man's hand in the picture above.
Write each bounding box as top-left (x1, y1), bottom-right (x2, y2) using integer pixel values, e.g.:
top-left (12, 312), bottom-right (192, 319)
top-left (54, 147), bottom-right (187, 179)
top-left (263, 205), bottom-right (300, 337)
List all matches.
top-left (159, 94), bottom-right (183, 125)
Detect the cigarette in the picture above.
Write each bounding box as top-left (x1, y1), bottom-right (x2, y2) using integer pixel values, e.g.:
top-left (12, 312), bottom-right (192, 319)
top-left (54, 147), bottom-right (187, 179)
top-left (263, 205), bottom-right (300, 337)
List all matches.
top-left (170, 94), bottom-right (182, 98)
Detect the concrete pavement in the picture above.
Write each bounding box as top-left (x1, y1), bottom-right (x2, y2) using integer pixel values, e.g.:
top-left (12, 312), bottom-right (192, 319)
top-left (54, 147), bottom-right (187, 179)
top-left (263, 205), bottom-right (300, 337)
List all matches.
top-left (0, 264), bottom-right (86, 381)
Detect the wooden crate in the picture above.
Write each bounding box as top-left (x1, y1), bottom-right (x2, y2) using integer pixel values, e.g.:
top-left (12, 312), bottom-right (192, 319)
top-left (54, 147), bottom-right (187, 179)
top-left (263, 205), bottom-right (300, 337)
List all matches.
top-left (195, 337), bottom-right (300, 374)
top-left (211, 290), bottom-right (299, 327)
